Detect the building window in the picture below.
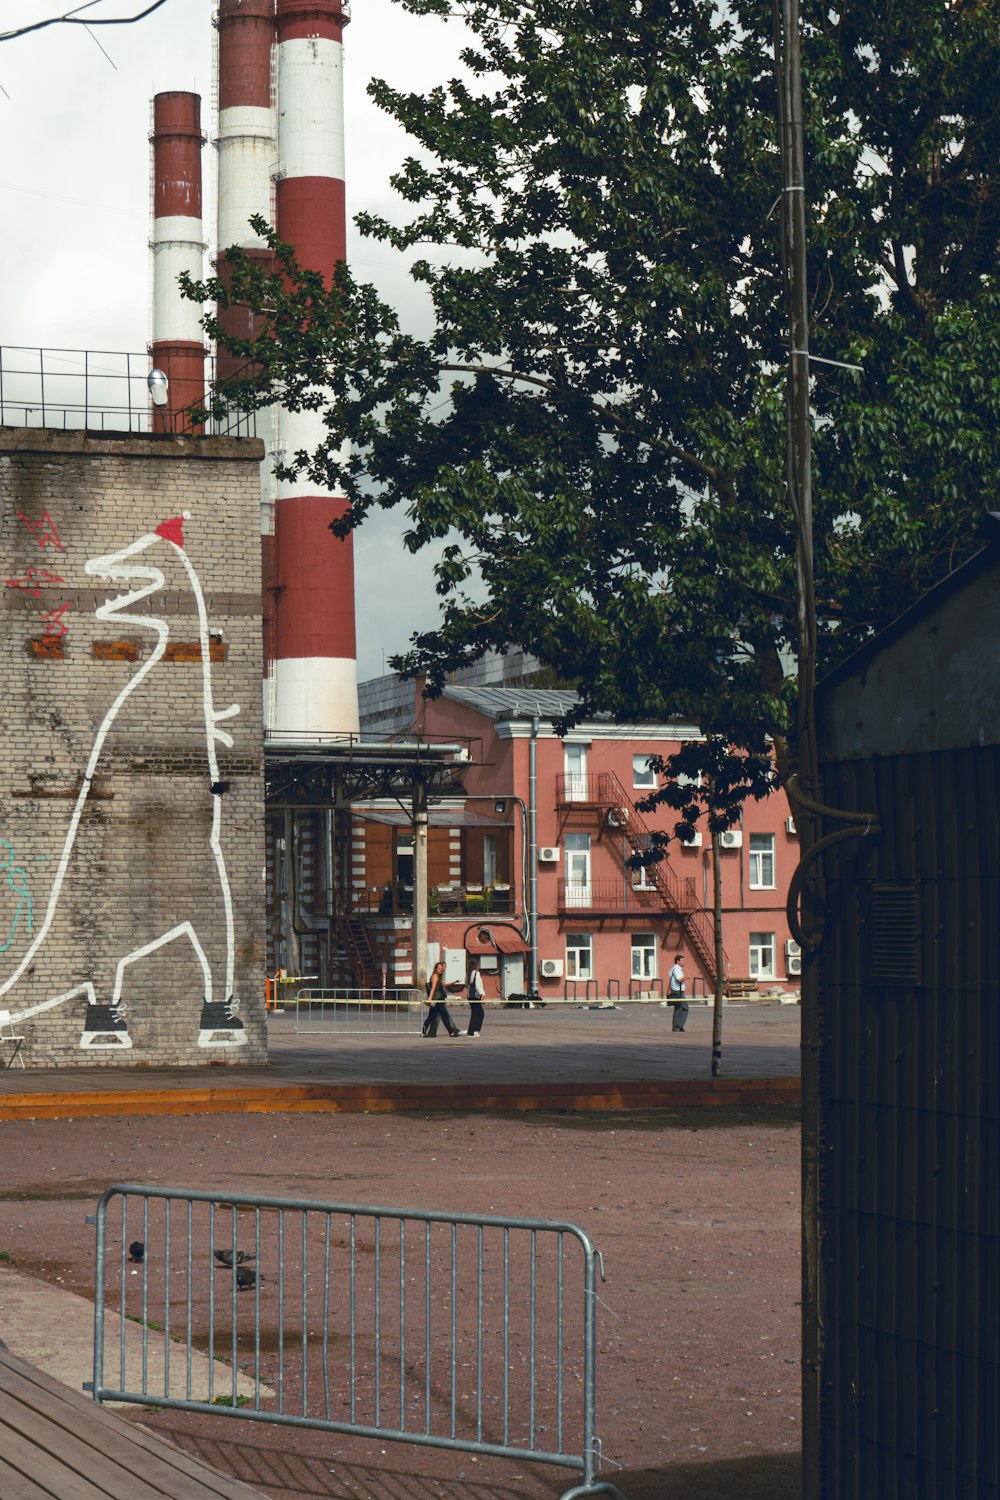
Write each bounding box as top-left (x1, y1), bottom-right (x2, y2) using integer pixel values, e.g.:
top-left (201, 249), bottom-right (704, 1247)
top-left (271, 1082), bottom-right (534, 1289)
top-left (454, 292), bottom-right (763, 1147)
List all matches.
top-left (631, 933), bottom-right (657, 979)
top-left (749, 833), bottom-right (775, 890)
top-left (564, 743), bottom-right (588, 801)
top-left (749, 932), bottom-right (775, 980)
top-left (395, 831), bottom-right (414, 885)
top-left (483, 832), bottom-right (497, 885)
top-left (566, 933), bottom-right (593, 979)
top-left (629, 836), bottom-right (654, 890)
top-left (564, 832), bottom-right (591, 908)
top-left (632, 754), bottom-right (656, 789)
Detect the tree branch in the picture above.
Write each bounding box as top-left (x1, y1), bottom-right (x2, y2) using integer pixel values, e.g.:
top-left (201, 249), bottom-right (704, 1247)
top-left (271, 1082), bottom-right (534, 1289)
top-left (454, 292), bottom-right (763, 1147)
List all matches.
top-left (436, 361), bottom-right (733, 494)
top-left (1, 0), bottom-right (170, 43)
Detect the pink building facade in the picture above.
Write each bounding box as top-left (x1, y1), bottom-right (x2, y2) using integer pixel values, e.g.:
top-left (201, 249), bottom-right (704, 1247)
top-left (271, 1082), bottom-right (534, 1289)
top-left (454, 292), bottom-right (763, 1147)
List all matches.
top-left (350, 687), bottom-right (802, 1002)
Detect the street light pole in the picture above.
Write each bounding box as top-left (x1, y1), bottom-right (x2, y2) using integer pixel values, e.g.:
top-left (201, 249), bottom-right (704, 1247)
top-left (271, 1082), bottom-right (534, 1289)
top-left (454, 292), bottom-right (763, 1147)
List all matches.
top-left (773, 2), bottom-right (821, 1493)
top-left (412, 773), bottom-right (429, 992)
top-left (462, 920), bottom-right (525, 1005)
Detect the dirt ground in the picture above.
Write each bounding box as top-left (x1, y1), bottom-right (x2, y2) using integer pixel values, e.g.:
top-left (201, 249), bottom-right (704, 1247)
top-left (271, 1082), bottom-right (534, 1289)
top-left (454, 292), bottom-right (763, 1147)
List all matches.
top-left (0, 1105), bottom-right (802, 1499)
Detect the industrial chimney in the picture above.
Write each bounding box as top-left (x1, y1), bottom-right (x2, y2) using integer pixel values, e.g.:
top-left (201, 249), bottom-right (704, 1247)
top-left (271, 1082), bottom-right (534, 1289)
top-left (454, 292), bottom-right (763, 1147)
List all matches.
top-left (149, 91), bottom-right (207, 432)
top-left (215, 0), bottom-right (280, 698)
top-left (215, 0), bottom-right (277, 380)
top-left (269, 0), bottom-right (360, 740)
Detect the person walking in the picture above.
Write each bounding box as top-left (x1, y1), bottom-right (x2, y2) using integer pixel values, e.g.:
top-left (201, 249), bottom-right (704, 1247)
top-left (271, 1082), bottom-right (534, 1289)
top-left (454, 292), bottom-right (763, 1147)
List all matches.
top-left (423, 960), bottom-right (461, 1037)
top-left (466, 960), bottom-right (486, 1037)
top-left (667, 953), bottom-right (689, 1033)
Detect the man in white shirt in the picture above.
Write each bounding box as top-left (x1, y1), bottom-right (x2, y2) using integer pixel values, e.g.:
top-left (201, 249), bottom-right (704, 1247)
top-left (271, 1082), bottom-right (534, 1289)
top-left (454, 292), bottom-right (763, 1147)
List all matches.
top-left (466, 960), bottom-right (486, 1036)
top-left (667, 953), bottom-right (689, 1033)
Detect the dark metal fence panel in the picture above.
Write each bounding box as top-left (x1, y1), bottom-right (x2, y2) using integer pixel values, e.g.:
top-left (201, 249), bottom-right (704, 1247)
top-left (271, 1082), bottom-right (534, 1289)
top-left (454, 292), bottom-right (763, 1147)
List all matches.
top-left (92, 1185), bottom-right (625, 1500)
top-left (0, 345), bottom-right (256, 435)
top-left (817, 747), bottom-right (1000, 1500)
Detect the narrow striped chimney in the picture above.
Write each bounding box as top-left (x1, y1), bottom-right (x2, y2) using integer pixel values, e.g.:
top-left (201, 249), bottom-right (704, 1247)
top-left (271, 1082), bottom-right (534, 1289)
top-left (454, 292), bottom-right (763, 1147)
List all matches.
top-left (215, 0), bottom-right (280, 696)
top-left (215, 0), bottom-right (276, 380)
top-left (271, 0), bottom-right (359, 739)
top-left (150, 91), bottom-right (207, 432)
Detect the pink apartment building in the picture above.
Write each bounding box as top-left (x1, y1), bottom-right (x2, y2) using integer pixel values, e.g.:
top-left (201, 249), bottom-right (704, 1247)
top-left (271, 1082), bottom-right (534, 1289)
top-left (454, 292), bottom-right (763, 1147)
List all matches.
top-left (348, 686), bottom-right (802, 1002)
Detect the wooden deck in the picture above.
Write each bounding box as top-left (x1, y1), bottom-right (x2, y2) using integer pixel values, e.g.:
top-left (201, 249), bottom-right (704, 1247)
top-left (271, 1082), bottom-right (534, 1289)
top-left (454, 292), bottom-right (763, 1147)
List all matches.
top-left (0, 1346), bottom-right (269, 1500)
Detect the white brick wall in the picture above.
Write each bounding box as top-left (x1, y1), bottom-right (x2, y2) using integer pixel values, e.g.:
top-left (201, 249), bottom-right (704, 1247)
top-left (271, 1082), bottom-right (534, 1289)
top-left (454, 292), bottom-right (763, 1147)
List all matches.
top-left (0, 430), bottom-right (267, 1067)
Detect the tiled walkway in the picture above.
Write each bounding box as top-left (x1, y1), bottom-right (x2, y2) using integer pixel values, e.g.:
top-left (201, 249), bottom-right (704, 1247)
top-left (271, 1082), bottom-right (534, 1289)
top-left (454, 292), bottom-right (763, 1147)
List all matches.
top-left (0, 1001), bottom-right (800, 1119)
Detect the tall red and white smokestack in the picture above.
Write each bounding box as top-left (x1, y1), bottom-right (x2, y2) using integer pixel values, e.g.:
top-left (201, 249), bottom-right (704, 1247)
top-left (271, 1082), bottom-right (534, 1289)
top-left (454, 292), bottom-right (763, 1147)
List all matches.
top-left (215, 0), bottom-right (280, 708)
top-left (215, 0), bottom-right (276, 378)
top-left (150, 91), bottom-right (207, 432)
top-left (271, 0), bottom-right (359, 739)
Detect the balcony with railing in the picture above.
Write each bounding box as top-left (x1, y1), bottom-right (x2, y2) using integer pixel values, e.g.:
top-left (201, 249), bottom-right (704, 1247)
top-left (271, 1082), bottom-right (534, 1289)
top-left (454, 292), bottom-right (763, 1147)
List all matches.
top-left (556, 770), bottom-right (641, 811)
top-left (352, 883), bottom-right (515, 918)
top-left (0, 345), bottom-right (256, 436)
top-left (557, 876), bottom-right (696, 916)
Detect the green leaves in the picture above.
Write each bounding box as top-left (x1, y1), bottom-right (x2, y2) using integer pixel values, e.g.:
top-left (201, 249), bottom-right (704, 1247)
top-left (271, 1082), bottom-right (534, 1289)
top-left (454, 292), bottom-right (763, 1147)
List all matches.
top-left (188, 0), bottom-right (1000, 825)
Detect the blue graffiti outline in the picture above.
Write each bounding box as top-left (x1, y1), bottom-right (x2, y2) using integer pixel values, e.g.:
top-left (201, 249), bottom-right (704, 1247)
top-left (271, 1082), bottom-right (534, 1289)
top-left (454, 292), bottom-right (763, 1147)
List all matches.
top-left (0, 840), bottom-right (34, 954)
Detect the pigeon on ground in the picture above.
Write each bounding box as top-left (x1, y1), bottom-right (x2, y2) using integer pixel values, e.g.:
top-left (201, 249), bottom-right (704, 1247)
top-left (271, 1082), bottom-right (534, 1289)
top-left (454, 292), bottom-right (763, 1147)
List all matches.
top-left (213, 1247), bottom-right (253, 1267)
top-left (128, 1241), bottom-right (145, 1264)
top-left (235, 1266), bottom-right (259, 1291)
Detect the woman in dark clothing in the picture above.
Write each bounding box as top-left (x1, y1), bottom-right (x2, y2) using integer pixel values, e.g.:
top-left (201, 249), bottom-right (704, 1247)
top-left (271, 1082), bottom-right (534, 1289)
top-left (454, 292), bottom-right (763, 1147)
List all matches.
top-left (466, 960), bottom-right (486, 1037)
top-left (423, 961), bottom-right (461, 1037)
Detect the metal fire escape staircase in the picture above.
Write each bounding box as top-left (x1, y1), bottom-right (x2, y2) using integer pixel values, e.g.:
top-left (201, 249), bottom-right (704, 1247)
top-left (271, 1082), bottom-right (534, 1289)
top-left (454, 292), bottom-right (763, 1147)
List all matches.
top-left (334, 909), bottom-right (382, 988)
top-left (590, 771), bottom-right (728, 992)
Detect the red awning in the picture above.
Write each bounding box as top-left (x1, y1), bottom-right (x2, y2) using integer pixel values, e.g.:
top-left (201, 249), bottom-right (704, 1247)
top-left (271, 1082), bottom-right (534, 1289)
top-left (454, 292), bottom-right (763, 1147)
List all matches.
top-left (465, 927), bottom-right (529, 956)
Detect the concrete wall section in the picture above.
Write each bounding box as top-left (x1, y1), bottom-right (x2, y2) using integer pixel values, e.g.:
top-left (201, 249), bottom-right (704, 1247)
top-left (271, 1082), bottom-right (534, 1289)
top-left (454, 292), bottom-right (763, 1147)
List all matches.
top-left (0, 429), bottom-right (267, 1067)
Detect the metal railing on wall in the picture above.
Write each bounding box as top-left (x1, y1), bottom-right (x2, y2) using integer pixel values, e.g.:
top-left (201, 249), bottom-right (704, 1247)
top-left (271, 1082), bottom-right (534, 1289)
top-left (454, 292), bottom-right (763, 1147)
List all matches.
top-left (0, 345), bottom-right (256, 436)
top-left (90, 1185), bottom-right (626, 1500)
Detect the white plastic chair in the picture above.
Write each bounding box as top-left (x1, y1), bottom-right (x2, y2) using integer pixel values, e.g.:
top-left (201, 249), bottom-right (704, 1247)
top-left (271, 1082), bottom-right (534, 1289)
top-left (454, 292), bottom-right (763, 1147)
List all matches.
top-left (0, 1009), bottom-right (25, 1069)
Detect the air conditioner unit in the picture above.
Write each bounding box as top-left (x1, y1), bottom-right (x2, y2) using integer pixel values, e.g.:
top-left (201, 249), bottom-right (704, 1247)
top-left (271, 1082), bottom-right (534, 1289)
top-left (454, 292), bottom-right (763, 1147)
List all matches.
top-left (719, 830), bottom-right (743, 849)
top-left (787, 954), bottom-right (802, 976)
top-left (539, 846), bottom-right (560, 863)
top-left (679, 830), bottom-right (703, 848)
top-left (785, 939), bottom-right (801, 958)
top-left (607, 807), bottom-right (627, 828)
top-left (540, 958), bottom-right (564, 979)
top-left (786, 816), bottom-right (797, 835)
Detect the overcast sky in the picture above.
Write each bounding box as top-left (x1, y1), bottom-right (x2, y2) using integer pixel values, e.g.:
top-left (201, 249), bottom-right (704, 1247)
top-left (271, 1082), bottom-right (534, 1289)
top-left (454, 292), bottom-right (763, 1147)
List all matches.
top-left (0, 0), bottom-right (471, 681)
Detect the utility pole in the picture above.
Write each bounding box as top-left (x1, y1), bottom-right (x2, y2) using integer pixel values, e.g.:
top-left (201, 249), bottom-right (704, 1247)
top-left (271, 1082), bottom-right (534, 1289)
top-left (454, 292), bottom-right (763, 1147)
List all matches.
top-left (711, 830), bottom-right (725, 1076)
top-left (773, 1), bottom-right (821, 1494)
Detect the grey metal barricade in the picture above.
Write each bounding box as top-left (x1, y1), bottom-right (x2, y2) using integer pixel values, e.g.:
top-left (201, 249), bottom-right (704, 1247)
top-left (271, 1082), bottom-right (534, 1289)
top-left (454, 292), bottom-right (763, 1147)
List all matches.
top-left (293, 986), bottom-right (423, 1035)
top-left (91, 1186), bottom-right (625, 1499)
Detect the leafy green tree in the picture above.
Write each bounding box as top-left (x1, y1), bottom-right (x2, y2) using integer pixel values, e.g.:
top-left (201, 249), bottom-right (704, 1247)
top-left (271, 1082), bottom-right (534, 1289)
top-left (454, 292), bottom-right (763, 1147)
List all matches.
top-left (184, 0), bottom-right (1000, 835)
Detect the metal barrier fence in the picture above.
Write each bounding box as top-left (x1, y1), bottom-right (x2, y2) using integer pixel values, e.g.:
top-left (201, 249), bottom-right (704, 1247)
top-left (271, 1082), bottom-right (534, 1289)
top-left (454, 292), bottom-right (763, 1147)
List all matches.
top-left (90, 1185), bottom-right (626, 1500)
top-left (534, 980), bottom-right (710, 1006)
top-left (292, 987), bottom-right (423, 1035)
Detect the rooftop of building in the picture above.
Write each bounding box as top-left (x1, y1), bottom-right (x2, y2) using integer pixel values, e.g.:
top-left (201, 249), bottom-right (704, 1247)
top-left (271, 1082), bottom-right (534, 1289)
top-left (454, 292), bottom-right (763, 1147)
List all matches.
top-left (439, 685), bottom-right (702, 739)
top-left (441, 685), bottom-right (581, 719)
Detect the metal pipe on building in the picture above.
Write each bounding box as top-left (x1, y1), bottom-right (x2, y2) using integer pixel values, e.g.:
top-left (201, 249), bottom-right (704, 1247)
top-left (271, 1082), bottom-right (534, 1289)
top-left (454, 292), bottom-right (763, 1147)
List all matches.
top-left (150, 91), bottom-right (207, 432)
top-left (271, 0), bottom-right (359, 740)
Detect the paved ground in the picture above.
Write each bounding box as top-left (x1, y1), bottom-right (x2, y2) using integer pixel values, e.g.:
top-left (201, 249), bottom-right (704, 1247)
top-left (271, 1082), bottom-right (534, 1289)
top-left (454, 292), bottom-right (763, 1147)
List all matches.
top-left (0, 1105), bottom-right (801, 1500)
top-left (1, 1000), bottom-right (800, 1103)
top-left (0, 1004), bottom-right (803, 1499)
